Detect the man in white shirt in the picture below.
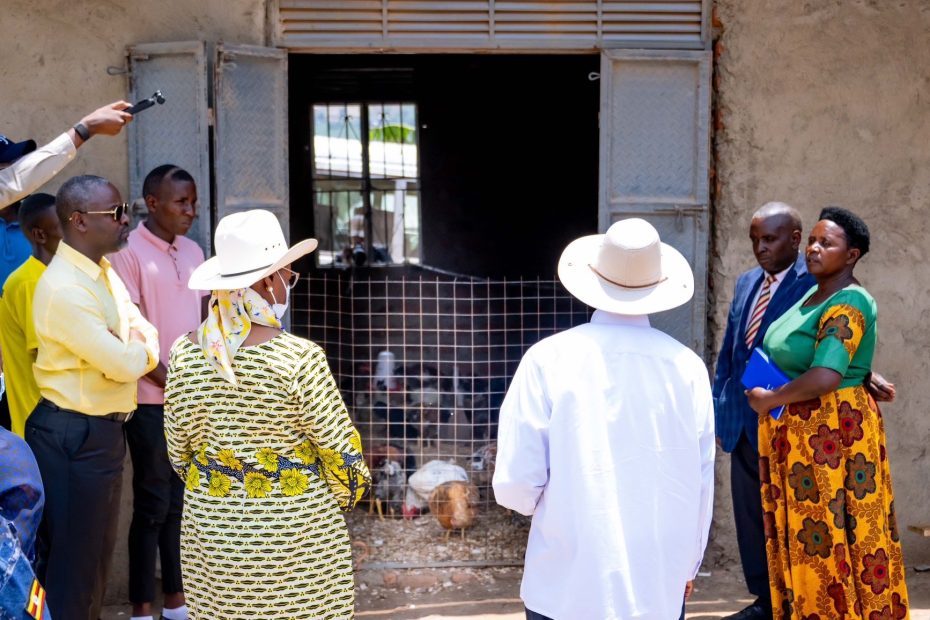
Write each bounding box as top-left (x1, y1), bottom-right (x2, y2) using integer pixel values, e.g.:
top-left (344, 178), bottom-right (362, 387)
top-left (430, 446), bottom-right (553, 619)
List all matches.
top-left (494, 218), bottom-right (715, 620)
top-left (0, 101), bottom-right (133, 209)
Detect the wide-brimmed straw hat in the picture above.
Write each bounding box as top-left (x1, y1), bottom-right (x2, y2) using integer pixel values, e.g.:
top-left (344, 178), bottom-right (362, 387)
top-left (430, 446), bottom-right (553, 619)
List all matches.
top-left (557, 218), bottom-right (693, 315)
top-left (189, 209), bottom-right (317, 291)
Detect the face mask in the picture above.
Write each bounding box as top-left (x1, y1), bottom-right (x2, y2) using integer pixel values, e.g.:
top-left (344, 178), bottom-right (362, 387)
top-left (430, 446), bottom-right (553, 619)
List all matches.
top-left (269, 271), bottom-right (291, 320)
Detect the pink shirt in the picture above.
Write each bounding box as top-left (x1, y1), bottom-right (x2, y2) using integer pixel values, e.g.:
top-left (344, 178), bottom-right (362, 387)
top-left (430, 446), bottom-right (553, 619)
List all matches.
top-left (109, 222), bottom-right (206, 404)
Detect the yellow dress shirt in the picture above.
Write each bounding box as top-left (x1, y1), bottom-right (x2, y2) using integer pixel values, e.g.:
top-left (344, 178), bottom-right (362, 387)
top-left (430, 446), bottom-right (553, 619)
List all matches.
top-left (0, 256), bottom-right (46, 436)
top-left (32, 241), bottom-right (159, 415)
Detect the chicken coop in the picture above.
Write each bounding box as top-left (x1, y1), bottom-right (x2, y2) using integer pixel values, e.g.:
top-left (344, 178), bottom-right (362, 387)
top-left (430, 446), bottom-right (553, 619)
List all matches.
top-left (292, 271), bottom-right (590, 566)
top-left (280, 44), bottom-right (709, 569)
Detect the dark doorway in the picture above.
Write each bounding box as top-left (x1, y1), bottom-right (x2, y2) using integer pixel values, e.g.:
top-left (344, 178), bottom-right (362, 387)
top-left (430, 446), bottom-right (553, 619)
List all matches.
top-left (289, 54), bottom-right (600, 278)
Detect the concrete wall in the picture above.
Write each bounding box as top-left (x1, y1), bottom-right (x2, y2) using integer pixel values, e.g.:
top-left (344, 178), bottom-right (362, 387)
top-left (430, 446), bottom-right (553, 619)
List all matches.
top-left (711, 0), bottom-right (930, 568)
top-left (1, 0), bottom-right (269, 603)
top-left (2, 0), bottom-right (268, 197)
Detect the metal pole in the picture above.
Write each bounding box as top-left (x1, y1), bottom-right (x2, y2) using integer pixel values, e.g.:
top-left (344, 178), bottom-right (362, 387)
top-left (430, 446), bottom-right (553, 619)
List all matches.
top-left (361, 104), bottom-right (373, 262)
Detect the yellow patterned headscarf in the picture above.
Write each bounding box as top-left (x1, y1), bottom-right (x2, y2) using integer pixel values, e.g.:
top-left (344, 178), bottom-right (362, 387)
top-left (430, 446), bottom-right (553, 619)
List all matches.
top-left (198, 287), bottom-right (282, 384)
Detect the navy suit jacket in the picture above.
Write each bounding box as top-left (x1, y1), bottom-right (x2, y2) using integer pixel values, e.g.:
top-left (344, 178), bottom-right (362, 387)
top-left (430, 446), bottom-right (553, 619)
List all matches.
top-left (713, 254), bottom-right (814, 453)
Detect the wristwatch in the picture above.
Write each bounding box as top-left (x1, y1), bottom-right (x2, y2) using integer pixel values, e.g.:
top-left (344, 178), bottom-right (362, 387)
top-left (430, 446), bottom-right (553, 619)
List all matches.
top-left (72, 122), bottom-right (91, 141)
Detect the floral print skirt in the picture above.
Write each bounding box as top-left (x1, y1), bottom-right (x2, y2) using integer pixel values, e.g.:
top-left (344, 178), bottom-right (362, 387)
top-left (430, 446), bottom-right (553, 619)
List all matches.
top-left (758, 385), bottom-right (909, 619)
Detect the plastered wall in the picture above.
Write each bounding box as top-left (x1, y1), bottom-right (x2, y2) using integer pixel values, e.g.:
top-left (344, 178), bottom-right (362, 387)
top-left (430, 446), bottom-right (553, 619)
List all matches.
top-left (1, 0), bottom-right (267, 197)
top-left (711, 0), bottom-right (930, 567)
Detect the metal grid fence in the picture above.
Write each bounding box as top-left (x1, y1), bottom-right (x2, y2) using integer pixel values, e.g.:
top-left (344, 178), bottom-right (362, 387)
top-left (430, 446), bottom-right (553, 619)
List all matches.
top-left (291, 271), bottom-right (590, 564)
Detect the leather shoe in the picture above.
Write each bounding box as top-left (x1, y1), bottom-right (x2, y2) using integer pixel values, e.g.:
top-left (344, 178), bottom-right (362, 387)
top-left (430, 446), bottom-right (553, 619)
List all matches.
top-left (723, 601), bottom-right (772, 620)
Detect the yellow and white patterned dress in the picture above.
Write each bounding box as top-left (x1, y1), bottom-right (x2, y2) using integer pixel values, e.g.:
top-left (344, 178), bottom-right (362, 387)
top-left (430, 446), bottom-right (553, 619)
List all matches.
top-left (164, 332), bottom-right (371, 619)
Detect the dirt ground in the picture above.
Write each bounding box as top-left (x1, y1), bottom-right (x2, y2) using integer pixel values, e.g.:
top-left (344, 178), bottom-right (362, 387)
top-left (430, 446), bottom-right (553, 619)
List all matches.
top-left (101, 566), bottom-right (930, 619)
top-left (352, 567), bottom-right (930, 620)
top-left (344, 505), bottom-right (530, 565)
top-left (99, 494), bottom-right (930, 619)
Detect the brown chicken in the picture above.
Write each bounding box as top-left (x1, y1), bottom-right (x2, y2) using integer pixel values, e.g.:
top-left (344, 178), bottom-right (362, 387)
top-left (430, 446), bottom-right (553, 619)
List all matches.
top-left (364, 442), bottom-right (404, 472)
top-left (428, 480), bottom-right (480, 540)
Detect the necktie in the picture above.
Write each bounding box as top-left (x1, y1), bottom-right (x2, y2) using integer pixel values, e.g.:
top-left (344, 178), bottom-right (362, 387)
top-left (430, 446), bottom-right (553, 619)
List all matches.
top-left (745, 274), bottom-right (777, 348)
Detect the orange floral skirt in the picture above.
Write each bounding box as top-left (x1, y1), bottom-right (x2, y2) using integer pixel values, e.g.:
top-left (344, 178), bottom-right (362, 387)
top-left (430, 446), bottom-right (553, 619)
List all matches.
top-left (758, 385), bottom-right (910, 619)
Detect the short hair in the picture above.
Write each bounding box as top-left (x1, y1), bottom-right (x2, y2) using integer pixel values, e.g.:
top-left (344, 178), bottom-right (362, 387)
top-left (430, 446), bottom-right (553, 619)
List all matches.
top-left (18, 192), bottom-right (56, 231)
top-left (56, 175), bottom-right (112, 223)
top-left (142, 164), bottom-right (195, 198)
top-left (818, 206), bottom-right (870, 257)
top-left (753, 201), bottom-right (803, 232)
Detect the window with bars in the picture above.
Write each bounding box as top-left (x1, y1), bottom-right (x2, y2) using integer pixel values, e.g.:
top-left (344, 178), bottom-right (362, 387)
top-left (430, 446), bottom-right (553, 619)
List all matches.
top-left (312, 102), bottom-right (421, 268)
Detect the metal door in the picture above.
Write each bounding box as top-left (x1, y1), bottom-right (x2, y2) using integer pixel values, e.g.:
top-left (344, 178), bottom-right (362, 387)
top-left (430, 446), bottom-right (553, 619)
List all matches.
top-left (213, 44), bottom-right (289, 238)
top-left (598, 49), bottom-right (711, 356)
top-left (126, 41), bottom-right (212, 254)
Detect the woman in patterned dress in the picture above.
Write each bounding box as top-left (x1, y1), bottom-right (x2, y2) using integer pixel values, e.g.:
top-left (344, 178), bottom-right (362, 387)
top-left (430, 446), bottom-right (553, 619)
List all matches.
top-left (747, 207), bottom-right (909, 619)
top-left (164, 210), bottom-right (370, 619)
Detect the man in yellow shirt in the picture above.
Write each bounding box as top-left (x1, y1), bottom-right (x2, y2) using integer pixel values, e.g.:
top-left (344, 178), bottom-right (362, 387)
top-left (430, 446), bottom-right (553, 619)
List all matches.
top-left (0, 193), bottom-right (60, 437)
top-left (27, 175), bottom-right (159, 620)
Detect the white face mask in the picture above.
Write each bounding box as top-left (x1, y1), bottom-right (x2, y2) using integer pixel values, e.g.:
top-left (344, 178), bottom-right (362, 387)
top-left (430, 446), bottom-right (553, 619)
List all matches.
top-left (270, 271), bottom-right (291, 320)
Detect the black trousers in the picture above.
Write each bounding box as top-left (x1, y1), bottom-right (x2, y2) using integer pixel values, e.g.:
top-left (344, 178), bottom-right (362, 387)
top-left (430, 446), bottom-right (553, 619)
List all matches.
top-left (0, 391), bottom-right (11, 431)
top-left (25, 400), bottom-right (126, 620)
top-left (124, 403), bottom-right (184, 603)
top-left (731, 432), bottom-right (771, 608)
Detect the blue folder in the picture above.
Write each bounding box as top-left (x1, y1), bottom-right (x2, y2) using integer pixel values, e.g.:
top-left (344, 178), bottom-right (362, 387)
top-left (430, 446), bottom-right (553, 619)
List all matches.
top-left (740, 348), bottom-right (789, 419)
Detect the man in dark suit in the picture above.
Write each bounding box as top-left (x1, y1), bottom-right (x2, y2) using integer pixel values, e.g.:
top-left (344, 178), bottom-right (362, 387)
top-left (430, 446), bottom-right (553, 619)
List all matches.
top-left (714, 202), bottom-right (893, 620)
top-left (714, 202), bottom-right (810, 619)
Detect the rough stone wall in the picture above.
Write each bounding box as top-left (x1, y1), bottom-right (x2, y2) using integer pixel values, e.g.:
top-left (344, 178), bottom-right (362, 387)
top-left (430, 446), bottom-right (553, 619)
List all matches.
top-left (1, 0), bottom-right (268, 603)
top-left (711, 0), bottom-right (930, 568)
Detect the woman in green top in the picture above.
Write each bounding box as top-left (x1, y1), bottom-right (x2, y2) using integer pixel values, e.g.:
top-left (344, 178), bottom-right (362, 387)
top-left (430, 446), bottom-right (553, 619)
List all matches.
top-left (747, 207), bottom-right (909, 619)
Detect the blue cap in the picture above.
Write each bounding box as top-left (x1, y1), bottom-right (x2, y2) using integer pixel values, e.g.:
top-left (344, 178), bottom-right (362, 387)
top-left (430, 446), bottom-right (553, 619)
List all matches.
top-left (0, 135), bottom-right (37, 164)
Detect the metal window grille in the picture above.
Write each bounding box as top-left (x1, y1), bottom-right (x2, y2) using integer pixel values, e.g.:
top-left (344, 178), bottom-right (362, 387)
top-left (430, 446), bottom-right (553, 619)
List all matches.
top-left (292, 271), bottom-right (590, 565)
top-left (312, 102), bottom-right (421, 268)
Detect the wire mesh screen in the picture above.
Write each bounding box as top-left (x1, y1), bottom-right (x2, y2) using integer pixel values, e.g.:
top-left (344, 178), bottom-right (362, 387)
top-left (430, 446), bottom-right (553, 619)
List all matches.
top-left (291, 271), bottom-right (590, 565)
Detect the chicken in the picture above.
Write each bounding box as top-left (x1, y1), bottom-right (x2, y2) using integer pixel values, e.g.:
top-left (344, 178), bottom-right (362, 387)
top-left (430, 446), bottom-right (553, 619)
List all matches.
top-left (428, 480), bottom-right (480, 540)
top-left (372, 459), bottom-right (405, 520)
top-left (468, 443), bottom-right (497, 488)
top-left (373, 403), bottom-right (412, 440)
top-left (364, 442), bottom-right (405, 473)
top-left (365, 443), bottom-right (410, 518)
top-left (402, 485), bottom-right (426, 519)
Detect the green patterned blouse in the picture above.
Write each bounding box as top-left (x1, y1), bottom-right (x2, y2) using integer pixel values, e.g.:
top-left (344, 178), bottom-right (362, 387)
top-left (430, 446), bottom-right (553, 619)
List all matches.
top-left (763, 285), bottom-right (877, 388)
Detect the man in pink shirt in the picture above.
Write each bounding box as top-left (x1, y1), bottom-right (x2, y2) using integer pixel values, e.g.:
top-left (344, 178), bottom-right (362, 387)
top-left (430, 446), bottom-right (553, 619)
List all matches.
top-left (109, 165), bottom-right (205, 620)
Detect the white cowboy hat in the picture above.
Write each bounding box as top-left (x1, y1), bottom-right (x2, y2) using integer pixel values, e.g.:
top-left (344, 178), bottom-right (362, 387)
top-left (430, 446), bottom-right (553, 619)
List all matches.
top-left (188, 209), bottom-right (318, 291)
top-left (557, 218), bottom-right (694, 315)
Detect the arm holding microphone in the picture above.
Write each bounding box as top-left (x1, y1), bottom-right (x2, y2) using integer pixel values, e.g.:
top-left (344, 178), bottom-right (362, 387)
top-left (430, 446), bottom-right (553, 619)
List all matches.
top-left (0, 101), bottom-right (134, 209)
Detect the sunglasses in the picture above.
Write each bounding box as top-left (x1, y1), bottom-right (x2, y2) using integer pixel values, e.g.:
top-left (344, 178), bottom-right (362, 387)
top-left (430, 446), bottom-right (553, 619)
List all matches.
top-left (71, 203), bottom-right (130, 222)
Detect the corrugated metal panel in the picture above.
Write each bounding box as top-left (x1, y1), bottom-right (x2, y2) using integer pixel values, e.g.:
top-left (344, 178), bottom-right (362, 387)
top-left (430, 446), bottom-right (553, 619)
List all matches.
top-left (213, 44), bottom-right (289, 238)
top-left (126, 42), bottom-right (212, 256)
top-left (276, 0), bottom-right (707, 50)
top-left (598, 49), bottom-right (711, 357)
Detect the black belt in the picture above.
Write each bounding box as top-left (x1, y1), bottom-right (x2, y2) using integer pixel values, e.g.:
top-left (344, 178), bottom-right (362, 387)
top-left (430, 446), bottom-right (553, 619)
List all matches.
top-left (40, 398), bottom-right (134, 423)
